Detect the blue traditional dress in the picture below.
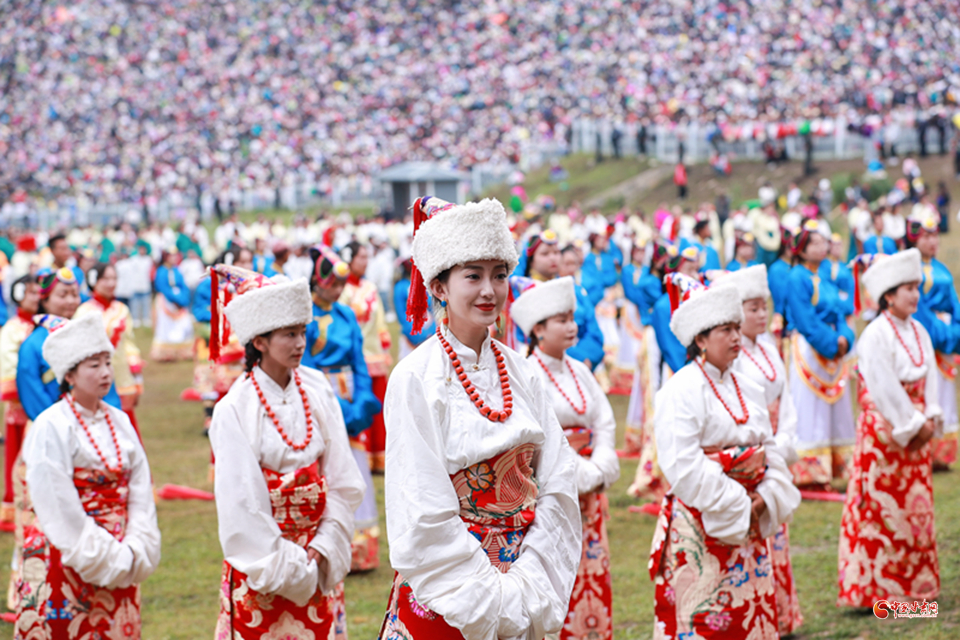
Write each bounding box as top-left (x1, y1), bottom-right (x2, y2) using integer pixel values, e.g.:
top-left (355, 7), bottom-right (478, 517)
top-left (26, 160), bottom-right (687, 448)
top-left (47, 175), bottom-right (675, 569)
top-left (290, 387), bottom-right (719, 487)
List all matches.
top-left (151, 264), bottom-right (194, 360)
top-left (690, 240), bottom-right (721, 271)
top-left (726, 258), bottom-right (761, 272)
top-left (393, 278), bottom-right (435, 361)
top-left (303, 298), bottom-right (381, 571)
top-left (786, 264), bottom-right (857, 486)
top-left (862, 235), bottom-right (898, 255)
top-left (767, 258), bottom-right (792, 334)
top-left (913, 257), bottom-right (960, 466)
top-left (818, 260), bottom-right (855, 315)
top-left (580, 248), bottom-right (618, 307)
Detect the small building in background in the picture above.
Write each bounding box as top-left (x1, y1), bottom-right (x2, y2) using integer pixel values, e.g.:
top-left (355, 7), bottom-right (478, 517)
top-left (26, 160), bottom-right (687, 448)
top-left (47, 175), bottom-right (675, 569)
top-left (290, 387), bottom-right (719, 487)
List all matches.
top-left (377, 162), bottom-right (469, 217)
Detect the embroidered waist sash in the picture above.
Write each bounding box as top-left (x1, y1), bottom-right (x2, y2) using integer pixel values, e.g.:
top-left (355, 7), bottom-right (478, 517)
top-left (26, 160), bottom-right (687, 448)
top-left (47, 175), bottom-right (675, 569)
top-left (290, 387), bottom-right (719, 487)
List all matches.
top-left (563, 426), bottom-right (593, 458)
top-left (263, 463), bottom-right (329, 546)
top-left (380, 443), bottom-right (540, 638)
top-left (792, 334), bottom-right (848, 403)
top-left (649, 444), bottom-right (767, 579)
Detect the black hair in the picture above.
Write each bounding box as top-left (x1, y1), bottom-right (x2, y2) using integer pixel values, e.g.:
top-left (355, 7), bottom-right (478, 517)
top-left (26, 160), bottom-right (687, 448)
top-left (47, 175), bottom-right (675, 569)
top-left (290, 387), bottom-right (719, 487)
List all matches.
top-left (526, 322), bottom-right (545, 357)
top-left (11, 274), bottom-right (37, 305)
top-left (878, 284), bottom-right (905, 312)
top-left (48, 234), bottom-right (67, 250)
top-left (244, 333), bottom-right (268, 373)
top-left (685, 328), bottom-right (712, 362)
top-left (341, 241), bottom-right (363, 265)
top-left (86, 262), bottom-right (114, 292)
top-left (59, 379), bottom-right (71, 396)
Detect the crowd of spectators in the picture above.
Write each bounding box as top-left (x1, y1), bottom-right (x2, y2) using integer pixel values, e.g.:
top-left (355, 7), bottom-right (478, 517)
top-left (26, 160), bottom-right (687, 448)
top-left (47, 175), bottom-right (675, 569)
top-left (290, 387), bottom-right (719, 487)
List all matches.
top-left (2, 0), bottom-right (959, 208)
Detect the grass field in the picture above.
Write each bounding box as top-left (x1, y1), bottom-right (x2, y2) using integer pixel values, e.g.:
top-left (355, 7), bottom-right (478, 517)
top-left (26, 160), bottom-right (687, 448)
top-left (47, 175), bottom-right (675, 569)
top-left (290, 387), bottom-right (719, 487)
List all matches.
top-left (1, 157), bottom-right (958, 638)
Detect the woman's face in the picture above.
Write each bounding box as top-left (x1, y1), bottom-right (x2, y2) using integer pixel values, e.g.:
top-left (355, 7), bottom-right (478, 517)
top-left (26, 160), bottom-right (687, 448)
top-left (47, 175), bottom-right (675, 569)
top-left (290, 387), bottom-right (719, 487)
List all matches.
top-left (885, 281), bottom-right (921, 318)
top-left (559, 250), bottom-right (581, 277)
top-left (432, 260), bottom-right (509, 331)
top-left (740, 298), bottom-right (768, 341)
top-left (915, 231), bottom-right (939, 260)
top-left (235, 249), bottom-right (254, 271)
top-left (677, 259), bottom-right (699, 278)
top-left (696, 321), bottom-right (742, 371)
top-left (66, 352), bottom-right (114, 399)
top-left (735, 243), bottom-right (756, 262)
top-left (531, 243), bottom-right (560, 278)
top-left (349, 246), bottom-right (369, 278)
top-left (20, 282), bottom-right (41, 315)
top-left (45, 281), bottom-right (81, 318)
top-left (93, 266), bottom-right (117, 299)
top-left (534, 311), bottom-right (579, 355)
top-left (801, 232), bottom-right (828, 264)
top-left (314, 279), bottom-right (346, 304)
top-left (253, 325), bottom-right (307, 371)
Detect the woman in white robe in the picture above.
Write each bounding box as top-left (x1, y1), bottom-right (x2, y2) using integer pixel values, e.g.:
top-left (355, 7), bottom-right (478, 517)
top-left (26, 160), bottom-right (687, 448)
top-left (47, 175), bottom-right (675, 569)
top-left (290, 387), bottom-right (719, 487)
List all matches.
top-left (380, 196), bottom-right (581, 640)
top-left (838, 250), bottom-right (941, 608)
top-left (723, 265), bottom-right (802, 635)
top-left (17, 313), bottom-right (161, 639)
top-left (207, 265), bottom-right (365, 639)
top-left (649, 274), bottom-right (800, 640)
top-left (511, 276), bottom-right (620, 640)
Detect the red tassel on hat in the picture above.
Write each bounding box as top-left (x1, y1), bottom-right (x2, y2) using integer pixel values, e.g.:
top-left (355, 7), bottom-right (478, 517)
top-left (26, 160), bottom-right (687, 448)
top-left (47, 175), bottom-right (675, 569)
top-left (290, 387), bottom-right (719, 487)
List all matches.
top-left (667, 277), bottom-right (680, 313)
top-left (209, 269), bottom-right (221, 363)
top-left (222, 288), bottom-right (233, 349)
top-left (852, 261), bottom-right (864, 317)
top-left (406, 197), bottom-right (430, 335)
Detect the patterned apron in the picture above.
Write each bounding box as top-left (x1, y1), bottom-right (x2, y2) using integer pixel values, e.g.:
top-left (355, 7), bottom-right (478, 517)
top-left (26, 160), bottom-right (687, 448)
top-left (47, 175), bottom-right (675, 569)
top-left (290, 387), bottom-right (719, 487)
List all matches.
top-left (649, 445), bottom-right (779, 640)
top-left (560, 427), bottom-right (612, 640)
top-left (379, 443), bottom-right (539, 639)
top-left (837, 376), bottom-right (940, 607)
top-left (215, 463), bottom-right (348, 640)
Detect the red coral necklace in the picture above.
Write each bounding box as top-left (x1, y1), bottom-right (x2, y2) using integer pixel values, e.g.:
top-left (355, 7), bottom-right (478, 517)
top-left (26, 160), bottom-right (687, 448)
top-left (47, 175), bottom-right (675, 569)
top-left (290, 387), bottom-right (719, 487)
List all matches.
top-left (67, 395), bottom-right (124, 473)
top-left (696, 359), bottom-right (749, 425)
top-left (248, 369), bottom-right (315, 450)
top-left (437, 326), bottom-right (512, 422)
top-left (534, 353), bottom-right (587, 415)
top-left (884, 312), bottom-right (924, 367)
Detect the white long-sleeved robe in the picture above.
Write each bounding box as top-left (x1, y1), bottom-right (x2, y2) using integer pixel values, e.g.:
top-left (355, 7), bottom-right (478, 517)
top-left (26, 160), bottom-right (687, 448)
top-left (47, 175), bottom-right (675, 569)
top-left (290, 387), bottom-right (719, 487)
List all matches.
top-left (210, 365), bottom-right (365, 607)
top-left (384, 331), bottom-right (581, 640)
top-left (857, 314), bottom-right (941, 447)
top-left (528, 348), bottom-right (620, 494)
top-left (654, 360), bottom-right (801, 546)
top-left (733, 333), bottom-right (799, 466)
top-left (22, 399), bottom-right (161, 589)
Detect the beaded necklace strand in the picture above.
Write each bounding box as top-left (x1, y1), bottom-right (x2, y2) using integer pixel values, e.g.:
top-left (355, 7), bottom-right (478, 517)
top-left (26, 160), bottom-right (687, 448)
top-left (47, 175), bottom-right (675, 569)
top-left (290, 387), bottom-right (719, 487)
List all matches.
top-left (67, 395), bottom-right (124, 473)
top-left (534, 353), bottom-right (587, 415)
top-left (436, 326), bottom-right (513, 422)
top-left (884, 312), bottom-right (924, 367)
top-left (742, 340), bottom-right (777, 382)
top-left (695, 359), bottom-right (750, 425)
top-left (248, 369), bottom-right (315, 450)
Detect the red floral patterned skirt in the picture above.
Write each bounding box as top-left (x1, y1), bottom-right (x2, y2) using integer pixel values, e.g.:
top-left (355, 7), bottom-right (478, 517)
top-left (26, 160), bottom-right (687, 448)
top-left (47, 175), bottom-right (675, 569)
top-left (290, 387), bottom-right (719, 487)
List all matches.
top-left (561, 427), bottom-right (613, 640)
top-left (838, 376), bottom-right (939, 607)
top-left (16, 468), bottom-right (141, 640)
top-left (379, 443), bottom-right (539, 639)
top-left (649, 445), bottom-right (779, 640)
top-left (215, 463), bottom-right (348, 640)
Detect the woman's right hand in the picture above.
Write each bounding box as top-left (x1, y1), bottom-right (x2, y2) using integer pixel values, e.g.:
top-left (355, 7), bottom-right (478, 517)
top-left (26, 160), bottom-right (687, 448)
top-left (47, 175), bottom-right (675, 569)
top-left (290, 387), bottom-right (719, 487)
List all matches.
top-left (907, 419), bottom-right (936, 452)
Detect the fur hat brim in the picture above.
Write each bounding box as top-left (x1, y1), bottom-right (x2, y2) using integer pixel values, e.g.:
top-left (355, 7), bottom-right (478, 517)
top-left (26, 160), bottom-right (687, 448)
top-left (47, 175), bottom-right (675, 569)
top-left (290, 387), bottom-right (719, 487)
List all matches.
top-left (42, 313), bottom-right (115, 384)
top-left (669, 284), bottom-right (744, 348)
top-left (720, 264), bottom-right (770, 302)
top-left (862, 248), bottom-right (923, 303)
top-left (510, 276), bottom-right (578, 336)
top-left (224, 278), bottom-right (313, 346)
top-left (412, 198), bottom-right (519, 285)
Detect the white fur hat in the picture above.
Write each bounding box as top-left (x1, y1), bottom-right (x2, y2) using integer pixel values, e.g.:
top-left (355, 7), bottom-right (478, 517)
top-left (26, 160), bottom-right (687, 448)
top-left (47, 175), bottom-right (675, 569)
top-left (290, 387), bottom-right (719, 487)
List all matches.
top-left (720, 264), bottom-right (770, 302)
top-left (509, 276), bottom-right (577, 337)
top-left (41, 313), bottom-right (115, 384)
top-left (667, 275), bottom-right (744, 348)
top-left (861, 248), bottom-right (923, 303)
top-left (411, 196), bottom-right (519, 286)
top-left (211, 264), bottom-right (313, 349)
